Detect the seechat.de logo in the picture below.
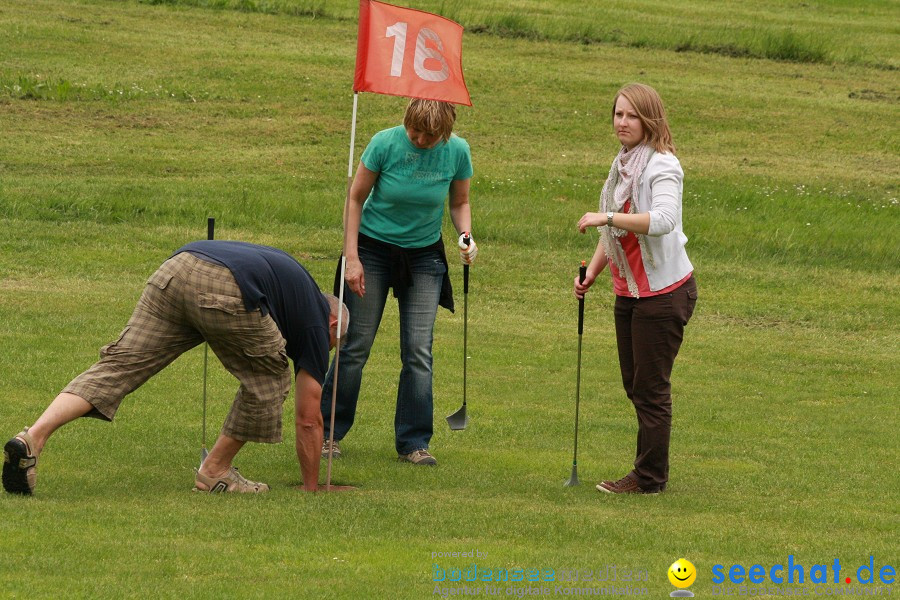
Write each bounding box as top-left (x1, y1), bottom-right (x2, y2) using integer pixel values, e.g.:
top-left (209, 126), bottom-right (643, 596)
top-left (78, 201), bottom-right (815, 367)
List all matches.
top-left (669, 558), bottom-right (697, 597)
top-left (711, 556), bottom-right (896, 586)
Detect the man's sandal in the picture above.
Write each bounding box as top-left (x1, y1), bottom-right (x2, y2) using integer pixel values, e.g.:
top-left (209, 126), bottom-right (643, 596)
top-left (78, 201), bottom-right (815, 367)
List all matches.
top-left (3, 428), bottom-right (39, 495)
top-left (194, 466), bottom-right (269, 493)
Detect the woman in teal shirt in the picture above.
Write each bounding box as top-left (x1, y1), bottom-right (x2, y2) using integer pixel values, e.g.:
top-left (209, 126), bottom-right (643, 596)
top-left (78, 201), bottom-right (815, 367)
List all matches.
top-left (321, 99), bottom-right (477, 466)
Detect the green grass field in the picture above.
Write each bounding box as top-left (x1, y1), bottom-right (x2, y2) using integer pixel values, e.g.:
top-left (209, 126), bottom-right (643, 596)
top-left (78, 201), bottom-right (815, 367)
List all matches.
top-left (1, 0), bottom-right (897, 598)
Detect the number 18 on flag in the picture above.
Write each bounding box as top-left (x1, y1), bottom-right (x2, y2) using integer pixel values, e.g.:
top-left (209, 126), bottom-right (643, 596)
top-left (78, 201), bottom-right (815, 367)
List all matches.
top-left (354, 0), bottom-right (472, 106)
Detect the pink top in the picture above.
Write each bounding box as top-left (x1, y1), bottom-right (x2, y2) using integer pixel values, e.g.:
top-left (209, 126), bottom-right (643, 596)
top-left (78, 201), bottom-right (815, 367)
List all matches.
top-left (609, 201), bottom-right (692, 298)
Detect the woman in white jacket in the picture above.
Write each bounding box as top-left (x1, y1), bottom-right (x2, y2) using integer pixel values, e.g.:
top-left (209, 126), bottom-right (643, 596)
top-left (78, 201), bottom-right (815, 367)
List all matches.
top-left (574, 83), bottom-right (698, 494)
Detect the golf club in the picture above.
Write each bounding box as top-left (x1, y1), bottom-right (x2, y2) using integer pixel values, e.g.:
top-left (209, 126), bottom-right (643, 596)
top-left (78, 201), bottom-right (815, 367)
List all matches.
top-left (446, 234), bottom-right (471, 431)
top-left (325, 256), bottom-right (345, 490)
top-left (564, 260), bottom-right (587, 487)
top-left (200, 216), bottom-right (214, 465)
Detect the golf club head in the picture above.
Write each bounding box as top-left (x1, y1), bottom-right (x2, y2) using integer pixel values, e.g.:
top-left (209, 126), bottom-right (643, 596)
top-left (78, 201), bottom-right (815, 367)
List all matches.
top-left (200, 447), bottom-right (209, 466)
top-left (445, 406), bottom-right (468, 431)
top-left (564, 465), bottom-right (580, 487)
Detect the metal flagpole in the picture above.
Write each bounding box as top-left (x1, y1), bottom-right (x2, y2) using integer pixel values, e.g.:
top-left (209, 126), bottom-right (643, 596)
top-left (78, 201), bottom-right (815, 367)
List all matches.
top-left (326, 91), bottom-right (359, 490)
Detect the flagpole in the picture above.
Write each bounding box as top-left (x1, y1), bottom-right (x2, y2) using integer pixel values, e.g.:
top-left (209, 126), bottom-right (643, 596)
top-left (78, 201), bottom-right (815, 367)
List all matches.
top-left (326, 91), bottom-right (359, 490)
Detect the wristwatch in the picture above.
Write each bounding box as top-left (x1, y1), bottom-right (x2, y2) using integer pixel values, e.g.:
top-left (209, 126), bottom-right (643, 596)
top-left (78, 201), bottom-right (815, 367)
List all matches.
top-left (606, 211), bottom-right (614, 227)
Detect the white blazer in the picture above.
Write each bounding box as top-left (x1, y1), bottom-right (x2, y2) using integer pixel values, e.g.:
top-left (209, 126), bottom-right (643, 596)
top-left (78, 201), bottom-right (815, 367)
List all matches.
top-left (632, 152), bottom-right (694, 291)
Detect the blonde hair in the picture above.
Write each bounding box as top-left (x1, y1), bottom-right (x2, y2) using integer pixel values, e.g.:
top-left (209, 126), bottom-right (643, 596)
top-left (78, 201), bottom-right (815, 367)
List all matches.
top-left (403, 99), bottom-right (456, 143)
top-left (613, 83), bottom-right (676, 154)
top-left (322, 293), bottom-right (349, 337)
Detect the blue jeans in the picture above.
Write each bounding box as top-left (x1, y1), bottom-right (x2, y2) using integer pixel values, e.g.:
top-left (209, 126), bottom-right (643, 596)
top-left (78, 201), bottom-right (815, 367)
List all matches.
top-left (321, 242), bottom-right (445, 454)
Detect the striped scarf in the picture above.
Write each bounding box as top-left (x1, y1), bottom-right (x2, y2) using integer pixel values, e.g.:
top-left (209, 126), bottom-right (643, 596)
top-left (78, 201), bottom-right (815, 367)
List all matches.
top-left (599, 143), bottom-right (653, 298)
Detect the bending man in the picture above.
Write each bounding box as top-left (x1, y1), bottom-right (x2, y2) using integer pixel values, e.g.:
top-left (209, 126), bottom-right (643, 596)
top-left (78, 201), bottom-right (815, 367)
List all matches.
top-left (3, 241), bottom-right (348, 495)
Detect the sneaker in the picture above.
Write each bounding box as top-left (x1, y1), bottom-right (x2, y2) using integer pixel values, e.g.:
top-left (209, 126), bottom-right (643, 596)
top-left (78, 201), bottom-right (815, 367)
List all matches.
top-left (194, 466), bottom-right (269, 493)
top-left (3, 428), bottom-right (39, 495)
top-left (596, 475), bottom-right (660, 495)
top-left (321, 439), bottom-right (342, 459)
top-left (599, 478), bottom-right (667, 492)
top-left (399, 449), bottom-right (437, 466)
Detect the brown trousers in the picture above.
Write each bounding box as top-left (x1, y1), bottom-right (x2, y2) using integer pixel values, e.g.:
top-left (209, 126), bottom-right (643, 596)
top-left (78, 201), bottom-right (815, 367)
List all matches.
top-left (614, 276), bottom-right (697, 491)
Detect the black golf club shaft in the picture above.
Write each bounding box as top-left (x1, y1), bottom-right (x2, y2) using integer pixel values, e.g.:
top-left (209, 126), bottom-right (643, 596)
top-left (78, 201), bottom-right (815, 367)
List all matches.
top-left (462, 234), bottom-right (469, 409)
top-left (572, 261), bottom-right (587, 468)
top-left (445, 235), bottom-right (471, 431)
top-left (202, 217), bottom-right (214, 461)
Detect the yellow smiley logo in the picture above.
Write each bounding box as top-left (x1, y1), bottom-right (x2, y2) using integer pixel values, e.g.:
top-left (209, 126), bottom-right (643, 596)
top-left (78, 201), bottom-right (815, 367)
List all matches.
top-left (668, 558), bottom-right (697, 588)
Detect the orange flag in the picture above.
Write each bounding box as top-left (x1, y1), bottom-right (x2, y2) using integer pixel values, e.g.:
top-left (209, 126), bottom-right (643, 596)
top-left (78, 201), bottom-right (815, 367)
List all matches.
top-left (354, 0), bottom-right (472, 106)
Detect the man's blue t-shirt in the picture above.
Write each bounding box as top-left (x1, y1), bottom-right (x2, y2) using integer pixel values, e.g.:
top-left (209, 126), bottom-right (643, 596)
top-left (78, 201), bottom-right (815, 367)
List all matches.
top-left (359, 126), bottom-right (473, 248)
top-left (174, 241), bottom-right (330, 384)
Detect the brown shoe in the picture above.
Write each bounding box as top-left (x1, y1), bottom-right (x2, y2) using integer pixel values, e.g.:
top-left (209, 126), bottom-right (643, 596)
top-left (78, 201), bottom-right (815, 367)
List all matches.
top-left (398, 449), bottom-right (437, 466)
top-left (321, 439), bottom-right (342, 459)
top-left (3, 428), bottom-right (39, 495)
top-left (596, 475), bottom-right (660, 494)
top-left (599, 479), bottom-right (667, 491)
top-left (194, 466), bottom-right (269, 493)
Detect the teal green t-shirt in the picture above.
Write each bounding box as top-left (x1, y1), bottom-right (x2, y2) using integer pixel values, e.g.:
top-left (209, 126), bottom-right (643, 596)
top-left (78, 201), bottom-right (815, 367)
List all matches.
top-left (359, 126), bottom-right (473, 248)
